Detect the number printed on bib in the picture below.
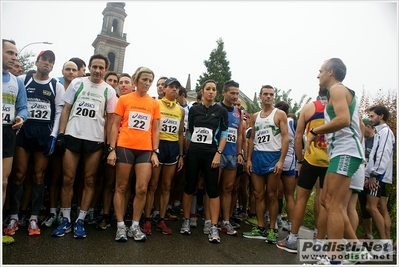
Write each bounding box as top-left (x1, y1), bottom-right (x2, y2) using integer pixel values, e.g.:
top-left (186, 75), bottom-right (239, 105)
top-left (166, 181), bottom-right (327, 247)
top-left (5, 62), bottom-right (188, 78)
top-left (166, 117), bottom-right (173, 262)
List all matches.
top-left (73, 101), bottom-right (97, 119)
top-left (128, 111), bottom-right (151, 131)
top-left (227, 127), bottom-right (237, 143)
top-left (28, 100), bottom-right (51, 121)
top-left (256, 129), bottom-right (271, 144)
top-left (160, 117), bottom-right (179, 134)
top-left (2, 104), bottom-right (15, 124)
top-left (191, 126), bottom-right (213, 144)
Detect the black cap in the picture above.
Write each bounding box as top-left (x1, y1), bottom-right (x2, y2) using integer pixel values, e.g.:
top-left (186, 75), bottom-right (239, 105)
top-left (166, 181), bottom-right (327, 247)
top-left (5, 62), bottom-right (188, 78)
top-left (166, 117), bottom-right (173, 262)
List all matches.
top-left (164, 77), bottom-right (181, 87)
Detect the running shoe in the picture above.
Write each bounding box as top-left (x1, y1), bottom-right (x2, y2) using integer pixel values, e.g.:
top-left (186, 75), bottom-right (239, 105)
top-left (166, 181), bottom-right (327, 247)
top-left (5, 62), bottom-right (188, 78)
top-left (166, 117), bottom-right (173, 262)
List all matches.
top-left (189, 217), bottom-right (198, 228)
top-left (96, 218), bottom-right (111, 230)
top-left (242, 227), bottom-right (267, 239)
top-left (282, 221), bottom-right (292, 232)
top-left (208, 225), bottom-right (220, 243)
top-left (276, 236), bottom-right (298, 253)
top-left (18, 213), bottom-right (28, 227)
top-left (266, 228), bottom-right (277, 243)
top-left (86, 210), bottom-right (97, 225)
top-left (151, 214), bottom-right (160, 225)
top-left (229, 219), bottom-right (241, 229)
top-left (244, 216), bottom-right (258, 227)
top-left (141, 221), bottom-right (152, 235)
top-left (180, 218), bottom-right (191, 235)
top-left (343, 247), bottom-right (373, 264)
top-left (51, 217), bottom-right (72, 237)
top-left (156, 220), bottom-right (172, 235)
top-left (4, 219), bottom-right (19, 236)
top-left (165, 211), bottom-right (178, 221)
top-left (358, 234), bottom-right (374, 240)
top-left (277, 217), bottom-right (283, 227)
top-left (234, 212), bottom-right (248, 220)
top-left (203, 220), bottom-right (211, 235)
top-left (42, 213), bottom-right (57, 228)
top-left (73, 219), bottom-right (86, 238)
top-left (2, 235), bottom-right (14, 245)
top-left (115, 226), bottom-right (127, 242)
top-left (28, 219), bottom-right (41, 236)
top-left (171, 205), bottom-right (183, 215)
top-left (128, 225), bottom-right (147, 241)
top-left (221, 221), bottom-right (238, 236)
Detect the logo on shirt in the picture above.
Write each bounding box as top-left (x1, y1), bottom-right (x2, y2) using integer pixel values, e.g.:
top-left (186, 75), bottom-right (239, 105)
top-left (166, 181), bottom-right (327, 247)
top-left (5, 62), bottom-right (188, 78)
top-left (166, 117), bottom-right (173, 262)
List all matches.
top-left (43, 90), bottom-right (52, 96)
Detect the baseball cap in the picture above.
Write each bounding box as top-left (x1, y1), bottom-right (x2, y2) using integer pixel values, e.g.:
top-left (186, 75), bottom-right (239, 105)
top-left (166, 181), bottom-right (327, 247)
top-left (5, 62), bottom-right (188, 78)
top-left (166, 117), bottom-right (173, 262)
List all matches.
top-left (362, 118), bottom-right (373, 127)
top-left (164, 77), bottom-right (181, 87)
top-left (37, 50), bottom-right (55, 62)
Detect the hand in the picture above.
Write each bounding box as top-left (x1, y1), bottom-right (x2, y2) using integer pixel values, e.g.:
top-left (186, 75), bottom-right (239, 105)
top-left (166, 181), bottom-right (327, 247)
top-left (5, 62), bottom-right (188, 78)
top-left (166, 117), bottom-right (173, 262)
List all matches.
top-left (274, 161), bottom-right (283, 175)
top-left (177, 156), bottom-right (184, 172)
top-left (151, 153), bottom-right (159, 168)
top-left (43, 136), bottom-right (56, 156)
top-left (306, 133), bottom-right (318, 154)
top-left (368, 177), bottom-right (380, 191)
top-left (12, 116), bottom-right (24, 130)
top-left (55, 133), bottom-right (66, 155)
top-left (246, 160), bottom-right (252, 176)
top-left (211, 153), bottom-right (221, 169)
top-left (107, 150), bottom-right (116, 166)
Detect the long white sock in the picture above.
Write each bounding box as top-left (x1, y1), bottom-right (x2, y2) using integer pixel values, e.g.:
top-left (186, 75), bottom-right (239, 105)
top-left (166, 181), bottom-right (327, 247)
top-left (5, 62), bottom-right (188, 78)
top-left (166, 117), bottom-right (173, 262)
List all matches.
top-left (77, 210), bottom-right (87, 222)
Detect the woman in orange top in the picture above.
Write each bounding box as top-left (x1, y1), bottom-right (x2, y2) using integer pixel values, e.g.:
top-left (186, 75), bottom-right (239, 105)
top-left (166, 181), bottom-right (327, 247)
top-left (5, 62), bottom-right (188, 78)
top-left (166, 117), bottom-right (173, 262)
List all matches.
top-left (107, 67), bottom-right (160, 242)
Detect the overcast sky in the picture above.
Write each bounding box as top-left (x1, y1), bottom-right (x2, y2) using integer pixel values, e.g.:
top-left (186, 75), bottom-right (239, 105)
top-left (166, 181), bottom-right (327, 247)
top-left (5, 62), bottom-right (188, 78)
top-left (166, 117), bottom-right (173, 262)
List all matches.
top-left (2, 1), bottom-right (398, 103)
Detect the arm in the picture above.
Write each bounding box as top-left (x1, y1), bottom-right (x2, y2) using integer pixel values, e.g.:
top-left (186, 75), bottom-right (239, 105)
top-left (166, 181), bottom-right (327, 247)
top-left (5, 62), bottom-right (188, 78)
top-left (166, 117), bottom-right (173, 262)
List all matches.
top-left (177, 107), bottom-right (185, 171)
top-left (50, 83), bottom-right (65, 137)
top-left (246, 113), bottom-right (257, 175)
top-left (236, 110), bottom-right (244, 165)
top-left (275, 110), bottom-right (289, 174)
top-left (12, 78), bottom-right (28, 130)
top-left (106, 114), bottom-right (122, 166)
top-left (58, 102), bottom-right (72, 134)
top-left (311, 84), bottom-right (351, 134)
top-left (151, 118), bottom-right (160, 167)
top-left (370, 127), bottom-right (395, 178)
top-left (211, 109), bottom-right (228, 169)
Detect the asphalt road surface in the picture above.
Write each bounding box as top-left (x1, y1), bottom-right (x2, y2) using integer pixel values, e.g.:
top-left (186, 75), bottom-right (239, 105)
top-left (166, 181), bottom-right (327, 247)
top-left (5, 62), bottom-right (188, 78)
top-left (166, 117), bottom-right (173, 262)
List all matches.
top-left (2, 216), bottom-right (396, 265)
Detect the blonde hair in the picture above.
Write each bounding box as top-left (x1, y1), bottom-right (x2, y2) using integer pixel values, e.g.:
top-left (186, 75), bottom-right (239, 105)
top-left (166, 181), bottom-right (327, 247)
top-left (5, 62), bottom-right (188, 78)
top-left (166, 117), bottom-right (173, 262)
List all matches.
top-left (132, 66), bottom-right (154, 85)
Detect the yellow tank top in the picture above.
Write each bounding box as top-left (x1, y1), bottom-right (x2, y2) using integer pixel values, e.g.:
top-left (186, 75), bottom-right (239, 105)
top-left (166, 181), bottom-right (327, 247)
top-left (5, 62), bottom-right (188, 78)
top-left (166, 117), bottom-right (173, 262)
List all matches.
top-left (158, 99), bottom-right (182, 141)
top-left (304, 101), bottom-right (329, 167)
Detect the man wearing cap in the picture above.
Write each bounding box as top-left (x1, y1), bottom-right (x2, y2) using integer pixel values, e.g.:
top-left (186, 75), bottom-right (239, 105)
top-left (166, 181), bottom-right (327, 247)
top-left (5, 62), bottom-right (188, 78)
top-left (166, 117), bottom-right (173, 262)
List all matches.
top-left (5, 49), bottom-right (65, 237)
top-left (142, 77), bottom-right (185, 235)
top-left (52, 54), bottom-right (117, 239)
top-left (364, 105), bottom-right (395, 245)
top-left (2, 39), bottom-right (28, 244)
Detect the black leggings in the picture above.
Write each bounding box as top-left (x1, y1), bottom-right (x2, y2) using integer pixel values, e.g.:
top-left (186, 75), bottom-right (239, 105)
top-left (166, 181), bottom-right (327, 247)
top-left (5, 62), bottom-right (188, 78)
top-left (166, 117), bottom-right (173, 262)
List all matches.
top-left (184, 149), bottom-right (219, 198)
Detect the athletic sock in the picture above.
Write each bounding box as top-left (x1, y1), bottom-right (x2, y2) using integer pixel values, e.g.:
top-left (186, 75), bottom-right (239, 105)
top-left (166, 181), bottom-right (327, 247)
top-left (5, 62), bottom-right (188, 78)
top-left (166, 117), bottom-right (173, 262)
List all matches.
top-left (77, 210), bottom-right (87, 222)
top-left (60, 208), bottom-right (71, 222)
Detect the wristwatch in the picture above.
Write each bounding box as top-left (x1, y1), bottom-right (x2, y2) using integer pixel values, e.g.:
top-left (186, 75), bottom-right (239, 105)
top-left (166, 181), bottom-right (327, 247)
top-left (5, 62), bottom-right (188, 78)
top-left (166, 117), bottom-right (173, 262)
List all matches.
top-left (152, 148), bottom-right (160, 154)
top-left (108, 146), bottom-right (116, 152)
top-left (217, 150), bottom-right (222, 154)
top-left (310, 128), bottom-right (318, 136)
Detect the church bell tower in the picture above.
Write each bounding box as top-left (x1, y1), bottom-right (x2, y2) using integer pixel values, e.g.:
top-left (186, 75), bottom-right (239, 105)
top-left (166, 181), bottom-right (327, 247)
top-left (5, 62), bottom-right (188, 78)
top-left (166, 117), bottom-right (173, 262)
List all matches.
top-left (92, 2), bottom-right (129, 73)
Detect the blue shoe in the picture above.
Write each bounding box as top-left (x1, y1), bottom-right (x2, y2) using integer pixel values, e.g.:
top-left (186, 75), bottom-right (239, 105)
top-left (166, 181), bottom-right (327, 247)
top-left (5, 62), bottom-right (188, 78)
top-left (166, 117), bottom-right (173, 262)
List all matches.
top-left (74, 219), bottom-right (87, 238)
top-left (51, 217), bottom-right (72, 237)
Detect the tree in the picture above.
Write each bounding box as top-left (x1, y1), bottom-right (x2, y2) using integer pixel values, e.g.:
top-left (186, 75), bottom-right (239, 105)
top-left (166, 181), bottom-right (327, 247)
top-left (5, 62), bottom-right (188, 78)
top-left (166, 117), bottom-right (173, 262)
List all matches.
top-left (196, 38), bottom-right (232, 102)
top-left (17, 51), bottom-right (35, 74)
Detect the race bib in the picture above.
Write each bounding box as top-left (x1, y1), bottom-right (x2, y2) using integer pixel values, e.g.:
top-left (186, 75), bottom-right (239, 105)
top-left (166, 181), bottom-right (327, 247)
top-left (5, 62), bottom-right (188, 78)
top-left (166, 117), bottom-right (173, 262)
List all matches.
top-left (128, 111), bottom-right (151, 131)
top-left (2, 104), bottom-right (15, 124)
top-left (73, 101), bottom-right (98, 119)
top-left (160, 117), bottom-right (180, 134)
top-left (227, 127), bottom-right (237, 143)
top-left (191, 126), bottom-right (213, 144)
top-left (28, 100), bottom-right (51, 121)
top-left (255, 129), bottom-right (271, 144)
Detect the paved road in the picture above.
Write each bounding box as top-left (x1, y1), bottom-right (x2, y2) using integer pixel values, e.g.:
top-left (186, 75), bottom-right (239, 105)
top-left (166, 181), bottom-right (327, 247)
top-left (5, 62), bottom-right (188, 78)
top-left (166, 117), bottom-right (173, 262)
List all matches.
top-left (2, 217), bottom-right (396, 265)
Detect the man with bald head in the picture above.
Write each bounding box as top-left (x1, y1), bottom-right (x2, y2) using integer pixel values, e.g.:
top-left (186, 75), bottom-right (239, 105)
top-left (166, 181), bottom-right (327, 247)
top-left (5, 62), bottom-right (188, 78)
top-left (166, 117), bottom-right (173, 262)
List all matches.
top-left (61, 61), bottom-right (78, 90)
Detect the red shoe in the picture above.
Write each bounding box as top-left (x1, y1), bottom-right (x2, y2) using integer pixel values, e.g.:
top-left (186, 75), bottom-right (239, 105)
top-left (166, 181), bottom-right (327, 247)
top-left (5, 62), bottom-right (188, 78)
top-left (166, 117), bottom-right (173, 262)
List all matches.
top-left (4, 219), bottom-right (19, 236)
top-left (141, 221), bottom-right (152, 235)
top-left (156, 220), bottom-right (172, 235)
top-left (28, 219), bottom-right (41, 236)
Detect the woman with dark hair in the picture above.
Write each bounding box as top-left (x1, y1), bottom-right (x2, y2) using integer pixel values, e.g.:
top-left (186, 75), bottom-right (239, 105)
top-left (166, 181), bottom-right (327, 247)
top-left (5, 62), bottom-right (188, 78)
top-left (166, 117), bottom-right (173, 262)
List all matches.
top-left (179, 80), bottom-right (228, 243)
